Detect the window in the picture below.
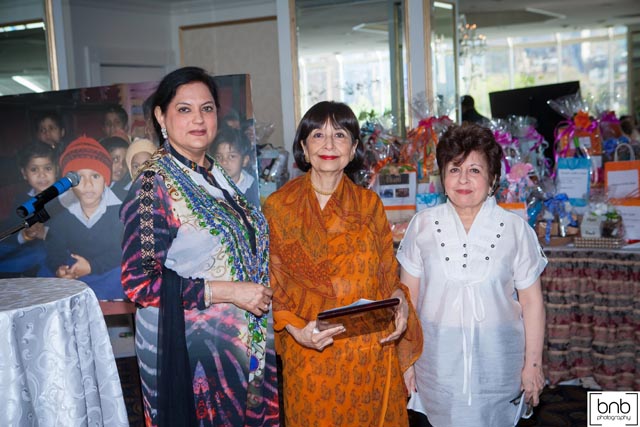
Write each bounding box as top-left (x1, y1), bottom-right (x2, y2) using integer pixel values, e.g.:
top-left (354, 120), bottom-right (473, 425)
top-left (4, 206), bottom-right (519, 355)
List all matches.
top-left (461, 26), bottom-right (628, 119)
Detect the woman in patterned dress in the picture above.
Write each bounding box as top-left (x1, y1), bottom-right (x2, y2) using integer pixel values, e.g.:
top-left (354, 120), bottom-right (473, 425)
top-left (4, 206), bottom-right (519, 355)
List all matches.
top-left (263, 101), bottom-right (422, 427)
top-left (120, 67), bottom-right (279, 427)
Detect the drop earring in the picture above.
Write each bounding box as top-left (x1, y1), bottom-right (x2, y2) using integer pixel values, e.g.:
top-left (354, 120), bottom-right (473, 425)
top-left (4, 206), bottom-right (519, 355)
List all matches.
top-left (161, 127), bottom-right (168, 140)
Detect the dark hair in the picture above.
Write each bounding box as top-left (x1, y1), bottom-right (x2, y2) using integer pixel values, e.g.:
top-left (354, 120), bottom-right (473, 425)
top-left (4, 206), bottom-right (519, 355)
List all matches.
top-left (619, 115), bottom-right (635, 136)
top-left (436, 122), bottom-right (503, 194)
top-left (100, 136), bottom-right (130, 153)
top-left (461, 95), bottom-right (475, 109)
top-left (211, 127), bottom-right (251, 157)
top-left (104, 105), bottom-right (129, 128)
top-left (142, 95), bottom-right (153, 120)
top-left (34, 111), bottom-right (65, 132)
top-left (292, 101), bottom-right (364, 180)
top-left (19, 142), bottom-right (59, 169)
top-left (149, 67), bottom-right (220, 141)
top-left (223, 108), bottom-right (240, 122)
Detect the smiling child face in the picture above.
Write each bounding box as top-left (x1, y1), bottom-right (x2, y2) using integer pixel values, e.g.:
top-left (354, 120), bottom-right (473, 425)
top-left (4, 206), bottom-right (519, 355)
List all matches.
top-left (21, 156), bottom-right (57, 193)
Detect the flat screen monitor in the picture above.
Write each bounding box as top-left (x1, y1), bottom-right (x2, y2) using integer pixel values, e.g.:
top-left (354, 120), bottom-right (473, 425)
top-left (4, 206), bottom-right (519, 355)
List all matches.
top-left (489, 81), bottom-right (581, 156)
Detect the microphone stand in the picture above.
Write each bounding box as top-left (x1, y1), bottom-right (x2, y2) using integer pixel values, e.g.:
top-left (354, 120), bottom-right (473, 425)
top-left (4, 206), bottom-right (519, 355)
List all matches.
top-left (0, 208), bottom-right (50, 243)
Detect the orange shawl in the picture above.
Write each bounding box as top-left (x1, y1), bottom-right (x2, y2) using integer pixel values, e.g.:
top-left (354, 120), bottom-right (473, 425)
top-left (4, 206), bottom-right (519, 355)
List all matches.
top-left (263, 173), bottom-right (422, 427)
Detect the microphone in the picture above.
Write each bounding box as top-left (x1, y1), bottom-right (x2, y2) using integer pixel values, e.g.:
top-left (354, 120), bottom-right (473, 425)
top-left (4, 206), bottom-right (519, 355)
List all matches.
top-left (16, 171), bottom-right (80, 218)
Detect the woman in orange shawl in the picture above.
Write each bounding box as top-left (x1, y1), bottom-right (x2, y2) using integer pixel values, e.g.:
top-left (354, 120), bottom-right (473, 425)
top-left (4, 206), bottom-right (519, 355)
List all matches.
top-left (263, 101), bottom-right (422, 427)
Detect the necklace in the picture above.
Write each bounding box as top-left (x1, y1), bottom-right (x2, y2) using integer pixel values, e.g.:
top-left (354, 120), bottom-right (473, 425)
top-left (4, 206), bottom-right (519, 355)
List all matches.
top-left (311, 182), bottom-right (336, 196)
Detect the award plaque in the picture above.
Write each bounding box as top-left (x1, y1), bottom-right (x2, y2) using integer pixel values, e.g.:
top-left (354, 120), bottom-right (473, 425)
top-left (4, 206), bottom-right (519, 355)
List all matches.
top-left (316, 297), bottom-right (399, 338)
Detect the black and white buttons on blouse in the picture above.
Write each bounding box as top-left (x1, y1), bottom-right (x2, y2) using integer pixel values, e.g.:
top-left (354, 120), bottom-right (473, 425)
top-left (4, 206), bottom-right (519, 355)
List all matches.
top-left (500, 222), bottom-right (504, 227)
top-left (491, 244), bottom-right (495, 248)
top-left (496, 234), bottom-right (501, 238)
top-left (435, 220), bottom-right (439, 225)
top-left (463, 253), bottom-right (468, 258)
top-left (437, 229), bottom-right (441, 233)
top-left (445, 257), bottom-right (450, 261)
top-left (462, 264), bottom-right (467, 268)
top-left (441, 243), bottom-right (445, 247)
top-left (485, 256), bottom-right (490, 261)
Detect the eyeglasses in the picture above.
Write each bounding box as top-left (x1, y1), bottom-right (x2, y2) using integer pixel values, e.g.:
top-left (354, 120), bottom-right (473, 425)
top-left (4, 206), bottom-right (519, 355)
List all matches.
top-left (510, 391), bottom-right (534, 419)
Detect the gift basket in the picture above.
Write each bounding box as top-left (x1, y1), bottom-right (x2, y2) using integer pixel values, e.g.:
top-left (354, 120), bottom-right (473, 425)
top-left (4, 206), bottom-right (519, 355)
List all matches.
top-left (404, 93), bottom-right (453, 209)
top-left (358, 94), bottom-right (454, 242)
top-left (255, 120), bottom-right (289, 203)
top-left (548, 93), bottom-right (602, 186)
top-left (359, 115), bottom-right (416, 242)
top-left (574, 200), bottom-right (626, 248)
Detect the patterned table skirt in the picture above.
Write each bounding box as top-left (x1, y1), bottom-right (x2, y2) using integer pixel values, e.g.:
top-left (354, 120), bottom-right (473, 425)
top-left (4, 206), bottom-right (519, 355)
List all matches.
top-left (542, 248), bottom-right (640, 390)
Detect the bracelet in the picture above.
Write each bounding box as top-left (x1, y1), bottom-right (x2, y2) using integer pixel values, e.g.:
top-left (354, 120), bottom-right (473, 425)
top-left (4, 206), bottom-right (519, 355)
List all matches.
top-left (204, 280), bottom-right (211, 307)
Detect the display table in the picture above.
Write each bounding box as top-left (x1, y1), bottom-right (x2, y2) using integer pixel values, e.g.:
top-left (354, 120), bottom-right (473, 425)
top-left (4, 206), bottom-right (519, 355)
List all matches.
top-left (541, 245), bottom-right (640, 390)
top-left (0, 278), bottom-right (129, 426)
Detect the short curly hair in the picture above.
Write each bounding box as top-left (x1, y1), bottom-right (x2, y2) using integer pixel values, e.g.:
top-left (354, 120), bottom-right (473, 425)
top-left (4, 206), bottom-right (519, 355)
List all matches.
top-left (436, 122), bottom-right (503, 194)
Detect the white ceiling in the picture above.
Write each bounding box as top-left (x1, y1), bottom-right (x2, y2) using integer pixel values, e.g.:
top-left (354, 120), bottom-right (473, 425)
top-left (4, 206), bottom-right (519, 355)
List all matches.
top-left (462, 0), bottom-right (640, 38)
top-left (296, 0), bottom-right (640, 55)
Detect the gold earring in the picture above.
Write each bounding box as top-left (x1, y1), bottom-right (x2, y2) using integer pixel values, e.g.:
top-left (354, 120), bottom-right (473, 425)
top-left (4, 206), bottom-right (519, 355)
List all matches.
top-left (304, 152), bottom-right (309, 163)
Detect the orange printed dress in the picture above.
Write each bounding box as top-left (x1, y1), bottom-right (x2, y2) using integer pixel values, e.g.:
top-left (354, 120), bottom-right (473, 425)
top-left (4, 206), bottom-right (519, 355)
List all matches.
top-left (263, 173), bottom-right (422, 427)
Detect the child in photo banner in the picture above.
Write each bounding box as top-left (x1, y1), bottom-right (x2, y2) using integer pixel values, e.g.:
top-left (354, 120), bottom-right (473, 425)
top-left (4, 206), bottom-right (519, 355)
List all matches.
top-left (34, 110), bottom-right (68, 155)
top-left (100, 135), bottom-right (130, 201)
top-left (45, 136), bottom-right (124, 300)
top-left (123, 137), bottom-right (157, 193)
top-left (210, 126), bottom-right (260, 206)
top-left (0, 143), bottom-right (61, 278)
top-left (103, 104), bottom-right (130, 140)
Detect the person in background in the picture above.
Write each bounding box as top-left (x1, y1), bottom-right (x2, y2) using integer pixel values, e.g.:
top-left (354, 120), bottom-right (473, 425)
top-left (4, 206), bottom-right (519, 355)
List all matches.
top-left (103, 104), bottom-right (130, 140)
top-left (620, 114), bottom-right (640, 142)
top-left (242, 117), bottom-right (256, 144)
top-left (120, 66), bottom-right (279, 427)
top-left (263, 101), bottom-right (422, 427)
top-left (222, 108), bottom-right (241, 130)
top-left (461, 95), bottom-right (489, 124)
top-left (100, 135), bottom-right (130, 201)
top-left (0, 143), bottom-right (60, 278)
top-left (143, 95), bottom-right (160, 143)
top-left (125, 138), bottom-right (157, 185)
top-left (397, 123), bottom-right (547, 427)
top-left (34, 110), bottom-right (68, 155)
top-left (210, 127), bottom-right (260, 206)
top-left (45, 136), bottom-right (124, 300)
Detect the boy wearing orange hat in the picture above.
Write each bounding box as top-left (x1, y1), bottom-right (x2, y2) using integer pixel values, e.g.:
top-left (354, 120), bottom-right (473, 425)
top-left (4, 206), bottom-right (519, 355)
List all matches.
top-left (44, 136), bottom-right (124, 299)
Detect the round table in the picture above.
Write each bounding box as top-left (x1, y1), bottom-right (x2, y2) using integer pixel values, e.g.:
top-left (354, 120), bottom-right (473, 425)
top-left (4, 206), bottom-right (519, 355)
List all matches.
top-left (0, 278), bottom-right (129, 426)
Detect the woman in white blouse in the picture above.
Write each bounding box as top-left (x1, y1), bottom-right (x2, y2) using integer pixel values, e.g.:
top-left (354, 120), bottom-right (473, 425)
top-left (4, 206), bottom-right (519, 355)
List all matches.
top-left (397, 123), bottom-right (547, 427)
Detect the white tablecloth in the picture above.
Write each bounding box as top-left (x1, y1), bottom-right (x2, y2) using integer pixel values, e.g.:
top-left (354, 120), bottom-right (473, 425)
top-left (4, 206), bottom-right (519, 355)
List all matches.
top-left (0, 278), bottom-right (129, 426)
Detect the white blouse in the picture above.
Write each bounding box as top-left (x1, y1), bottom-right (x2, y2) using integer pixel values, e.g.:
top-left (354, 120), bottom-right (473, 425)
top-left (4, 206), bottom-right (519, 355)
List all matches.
top-left (397, 196), bottom-right (547, 427)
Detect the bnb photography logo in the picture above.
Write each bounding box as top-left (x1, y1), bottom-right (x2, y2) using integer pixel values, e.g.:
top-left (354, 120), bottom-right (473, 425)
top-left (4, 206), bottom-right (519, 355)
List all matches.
top-left (588, 392), bottom-right (639, 426)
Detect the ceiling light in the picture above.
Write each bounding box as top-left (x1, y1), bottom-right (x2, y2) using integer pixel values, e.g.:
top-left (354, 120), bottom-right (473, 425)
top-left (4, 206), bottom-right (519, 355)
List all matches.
top-left (0, 22), bottom-right (44, 33)
top-left (525, 7), bottom-right (566, 20)
top-left (352, 22), bottom-right (387, 34)
top-left (12, 76), bottom-right (45, 93)
top-left (434, 2), bottom-right (453, 10)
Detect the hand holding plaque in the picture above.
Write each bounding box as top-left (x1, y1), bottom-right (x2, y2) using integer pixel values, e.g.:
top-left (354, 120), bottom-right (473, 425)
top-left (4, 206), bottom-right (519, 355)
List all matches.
top-left (316, 297), bottom-right (400, 339)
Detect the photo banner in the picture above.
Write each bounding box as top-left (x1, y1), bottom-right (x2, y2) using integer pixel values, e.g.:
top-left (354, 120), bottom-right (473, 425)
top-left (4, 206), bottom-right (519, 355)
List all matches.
top-left (0, 74), bottom-right (259, 301)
